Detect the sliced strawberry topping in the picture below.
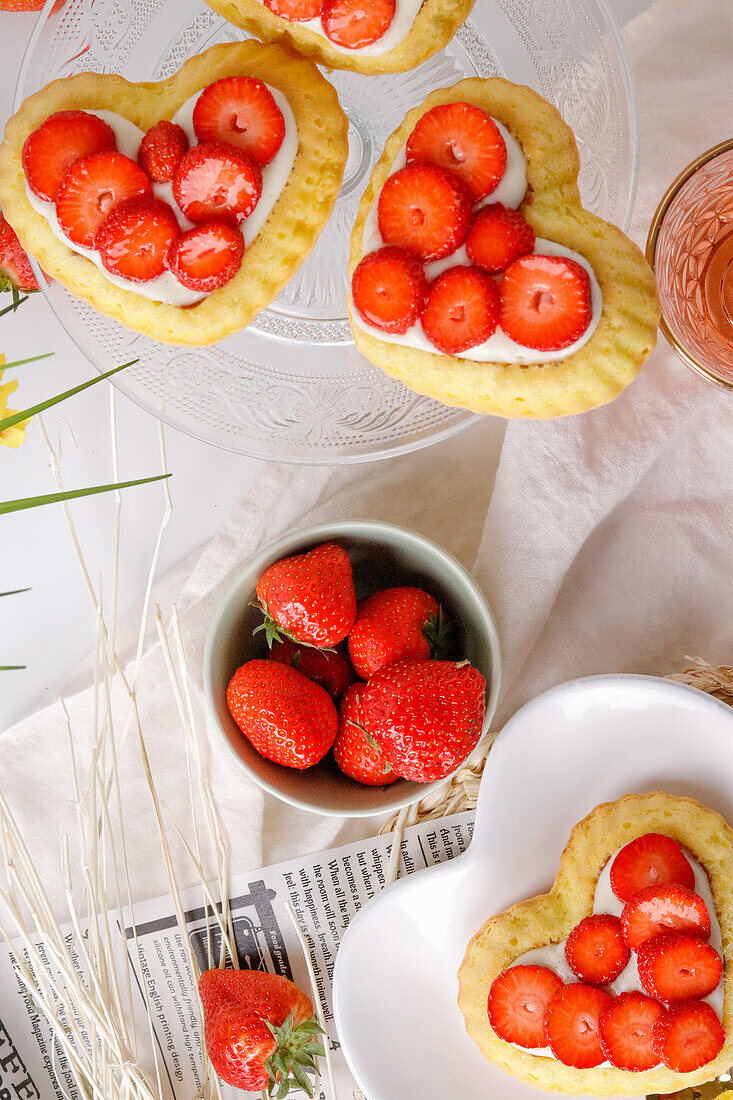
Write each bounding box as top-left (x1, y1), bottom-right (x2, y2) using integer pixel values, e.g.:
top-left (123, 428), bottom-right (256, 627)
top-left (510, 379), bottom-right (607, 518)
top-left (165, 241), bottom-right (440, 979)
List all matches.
top-left (351, 246), bottom-right (427, 334)
top-left (264, 0), bottom-right (323, 19)
top-left (466, 203), bottom-right (535, 274)
top-left (377, 163), bottom-right (471, 263)
top-left (406, 103), bottom-right (507, 202)
top-left (622, 884), bottom-right (711, 951)
top-left (22, 110), bottom-right (116, 203)
top-left (653, 1000), bottom-right (725, 1072)
top-left (321, 0), bottom-right (395, 48)
top-left (599, 992), bottom-right (666, 1072)
top-left (167, 222), bottom-right (244, 293)
top-left (637, 932), bottom-right (722, 1003)
top-left (173, 143), bottom-right (262, 225)
top-left (565, 914), bottom-right (631, 985)
top-left (95, 197), bottom-right (179, 283)
top-left (499, 254), bottom-right (592, 352)
top-left (193, 78), bottom-right (285, 166)
top-left (56, 152), bottom-right (151, 249)
top-left (610, 833), bottom-right (696, 903)
top-left (487, 966), bottom-right (564, 1049)
top-left (138, 120), bottom-right (189, 184)
top-left (421, 265), bottom-right (499, 355)
top-left (543, 984), bottom-right (613, 1069)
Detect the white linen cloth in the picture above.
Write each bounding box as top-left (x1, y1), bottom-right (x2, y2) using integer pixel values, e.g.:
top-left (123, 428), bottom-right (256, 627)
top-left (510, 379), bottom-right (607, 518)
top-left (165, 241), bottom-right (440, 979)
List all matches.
top-left (1, 0), bottom-right (733, 919)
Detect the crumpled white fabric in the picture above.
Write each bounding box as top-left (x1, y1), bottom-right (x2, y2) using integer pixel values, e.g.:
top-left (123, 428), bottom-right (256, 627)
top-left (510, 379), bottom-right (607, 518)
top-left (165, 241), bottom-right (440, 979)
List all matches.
top-left (1, 0), bottom-right (732, 920)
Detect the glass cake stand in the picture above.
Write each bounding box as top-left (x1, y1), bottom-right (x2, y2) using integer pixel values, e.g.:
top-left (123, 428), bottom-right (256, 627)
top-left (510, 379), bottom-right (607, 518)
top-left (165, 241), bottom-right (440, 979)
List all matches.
top-left (16, 0), bottom-right (638, 462)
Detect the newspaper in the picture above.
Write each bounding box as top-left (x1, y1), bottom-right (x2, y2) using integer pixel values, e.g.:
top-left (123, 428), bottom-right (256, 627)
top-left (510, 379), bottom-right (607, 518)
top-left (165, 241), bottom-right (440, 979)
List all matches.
top-left (0, 811), bottom-right (474, 1100)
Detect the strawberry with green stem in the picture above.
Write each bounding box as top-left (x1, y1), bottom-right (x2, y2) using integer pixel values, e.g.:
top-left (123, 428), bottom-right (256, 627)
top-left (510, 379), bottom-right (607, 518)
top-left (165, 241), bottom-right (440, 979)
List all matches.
top-left (255, 541), bottom-right (357, 648)
top-left (199, 968), bottom-right (325, 1097)
top-left (0, 213), bottom-right (39, 310)
top-left (347, 586), bottom-right (454, 679)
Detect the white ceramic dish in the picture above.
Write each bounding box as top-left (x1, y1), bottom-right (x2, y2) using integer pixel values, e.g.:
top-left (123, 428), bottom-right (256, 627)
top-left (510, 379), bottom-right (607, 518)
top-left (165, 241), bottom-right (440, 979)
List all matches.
top-left (332, 674), bottom-right (733, 1100)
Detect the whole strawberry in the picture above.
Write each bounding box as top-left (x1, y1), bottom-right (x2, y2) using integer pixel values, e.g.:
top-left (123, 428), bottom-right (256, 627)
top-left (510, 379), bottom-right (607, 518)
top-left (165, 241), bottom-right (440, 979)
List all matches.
top-left (347, 586), bottom-right (454, 679)
top-left (268, 638), bottom-right (355, 700)
top-left (359, 659), bottom-right (486, 782)
top-left (199, 968), bottom-right (324, 1095)
top-left (0, 213), bottom-right (38, 295)
top-left (227, 660), bottom-right (338, 769)
top-left (256, 541), bottom-right (357, 648)
top-left (333, 684), bottom-right (397, 787)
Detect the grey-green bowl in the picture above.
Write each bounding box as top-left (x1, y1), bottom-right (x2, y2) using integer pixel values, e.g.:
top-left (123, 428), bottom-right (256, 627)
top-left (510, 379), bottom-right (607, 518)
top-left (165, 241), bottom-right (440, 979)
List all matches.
top-left (203, 520), bottom-right (502, 818)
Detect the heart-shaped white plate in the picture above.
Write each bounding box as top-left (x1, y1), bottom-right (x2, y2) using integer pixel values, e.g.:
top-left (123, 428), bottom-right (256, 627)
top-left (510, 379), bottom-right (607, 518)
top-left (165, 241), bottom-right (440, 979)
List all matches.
top-left (333, 674), bottom-right (733, 1100)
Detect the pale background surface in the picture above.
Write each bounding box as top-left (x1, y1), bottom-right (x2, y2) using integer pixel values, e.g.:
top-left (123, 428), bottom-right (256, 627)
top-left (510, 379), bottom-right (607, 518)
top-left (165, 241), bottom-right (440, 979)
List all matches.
top-left (0, 0), bottom-right (698, 733)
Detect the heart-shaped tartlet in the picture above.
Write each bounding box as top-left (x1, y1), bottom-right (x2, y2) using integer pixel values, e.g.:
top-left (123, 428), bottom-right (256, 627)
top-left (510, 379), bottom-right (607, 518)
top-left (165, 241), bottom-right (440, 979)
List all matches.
top-left (204, 0), bottom-right (474, 75)
top-left (458, 792), bottom-right (733, 1096)
top-left (348, 78), bottom-right (660, 418)
top-left (0, 42), bottom-right (348, 346)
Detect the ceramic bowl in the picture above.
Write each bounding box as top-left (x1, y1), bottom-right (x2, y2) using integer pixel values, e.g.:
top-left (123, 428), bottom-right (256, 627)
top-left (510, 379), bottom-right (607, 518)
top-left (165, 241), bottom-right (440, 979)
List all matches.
top-left (203, 520), bottom-right (501, 817)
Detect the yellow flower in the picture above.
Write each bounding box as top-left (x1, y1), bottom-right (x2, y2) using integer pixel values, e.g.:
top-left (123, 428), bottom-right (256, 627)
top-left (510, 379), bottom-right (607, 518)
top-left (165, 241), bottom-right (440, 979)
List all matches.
top-left (0, 354), bottom-right (29, 448)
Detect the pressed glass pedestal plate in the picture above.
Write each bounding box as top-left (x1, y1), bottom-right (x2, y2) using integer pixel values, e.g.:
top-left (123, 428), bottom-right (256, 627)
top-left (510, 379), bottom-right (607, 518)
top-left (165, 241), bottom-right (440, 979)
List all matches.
top-left (16, 0), bottom-right (638, 462)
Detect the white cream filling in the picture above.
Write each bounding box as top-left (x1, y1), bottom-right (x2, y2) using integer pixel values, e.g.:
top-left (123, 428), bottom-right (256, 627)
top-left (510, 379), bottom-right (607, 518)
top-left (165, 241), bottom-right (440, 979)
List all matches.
top-left (510, 846), bottom-right (723, 1064)
top-left (351, 126), bottom-right (603, 364)
top-left (257, 0), bottom-right (425, 57)
top-left (25, 87), bottom-right (298, 307)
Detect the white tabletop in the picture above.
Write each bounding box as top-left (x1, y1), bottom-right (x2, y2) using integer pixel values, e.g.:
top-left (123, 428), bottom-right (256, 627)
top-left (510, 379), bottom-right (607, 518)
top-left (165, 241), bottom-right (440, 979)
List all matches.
top-left (0, 0), bottom-right (654, 733)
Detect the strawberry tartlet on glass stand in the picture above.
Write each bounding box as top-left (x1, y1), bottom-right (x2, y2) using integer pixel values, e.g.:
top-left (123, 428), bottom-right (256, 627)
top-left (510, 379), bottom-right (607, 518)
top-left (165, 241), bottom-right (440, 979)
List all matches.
top-left (12, 0), bottom-right (637, 460)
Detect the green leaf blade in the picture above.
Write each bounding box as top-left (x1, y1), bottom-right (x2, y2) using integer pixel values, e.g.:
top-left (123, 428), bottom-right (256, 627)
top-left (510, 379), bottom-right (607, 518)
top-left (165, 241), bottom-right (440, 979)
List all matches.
top-left (0, 358), bottom-right (137, 433)
top-left (0, 474), bottom-right (171, 515)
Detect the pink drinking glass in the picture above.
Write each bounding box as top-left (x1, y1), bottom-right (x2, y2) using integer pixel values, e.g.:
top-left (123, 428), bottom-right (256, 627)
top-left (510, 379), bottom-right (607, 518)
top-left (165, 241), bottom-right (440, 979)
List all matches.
top-left (647, 138), bottom-right (733, 391)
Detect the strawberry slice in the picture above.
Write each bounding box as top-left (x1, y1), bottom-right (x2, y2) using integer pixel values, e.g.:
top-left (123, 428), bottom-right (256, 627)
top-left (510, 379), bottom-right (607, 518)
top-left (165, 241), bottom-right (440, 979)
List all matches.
top-left (22, 110), bottom-right (116, 203)
top-left (421, 265), bottom-right (499, 355)
top-left (322, 0), bottom-right (395, 48)
top-left (193, 78), bottom-right (285, 166)
top-left (173, 143), bottom-right (262, 225)
top-left (406, 103), bottom-right (507, 202)
top-left (638, 932), bottom-right (722, 1003)
top-left (543, 984), bottom-right (613, 1068)
top-left (466, 203), bottom-right (535, 273)
top-left (138, 120), bottom-right (189, 184)
top-left (653, 1000), bottom-right (725, 1072)
top-left (377, 163), bottom-right (471, 263)
top-left (95, 197), bottom-right (179, 283)
top-left (487, 966), bottom-right (564, 1049)
top-left (610, 833), bottom-right (696, 903)
top-left (565, 914), bottom-right (631, 985)
top-left (167, 222), bottom-right (244, 293)
top-left (599, 992), bottom-right (666, 1072)
top-left (264, 0), bottom-right (323, 19)
top-left (621, 884), bottom-right (711, 951)
top-left (56, 152), bottom-right (151, 249)
top-left (499, 253), bottom-right (592, 352)
top-left (351, 245), bottom-right (427, 334)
